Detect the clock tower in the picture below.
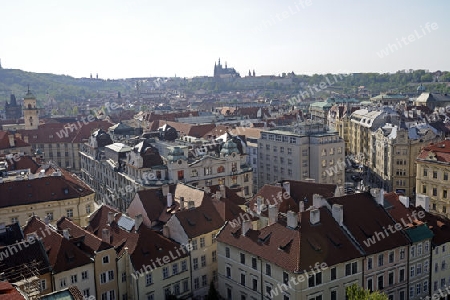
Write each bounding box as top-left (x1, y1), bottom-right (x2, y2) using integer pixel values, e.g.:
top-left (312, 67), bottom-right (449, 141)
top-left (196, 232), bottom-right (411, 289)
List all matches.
top-left (23, 87), bottom-right (39, 130)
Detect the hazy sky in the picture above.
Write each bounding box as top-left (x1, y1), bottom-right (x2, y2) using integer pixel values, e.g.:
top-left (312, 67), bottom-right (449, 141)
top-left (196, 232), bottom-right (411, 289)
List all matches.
top-left (1, 0), bottom-right (449, 79)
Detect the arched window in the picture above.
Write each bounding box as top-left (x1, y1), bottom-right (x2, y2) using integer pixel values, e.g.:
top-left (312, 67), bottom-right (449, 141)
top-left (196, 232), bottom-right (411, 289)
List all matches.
top-left (217, 166), bottom-right (225, 173)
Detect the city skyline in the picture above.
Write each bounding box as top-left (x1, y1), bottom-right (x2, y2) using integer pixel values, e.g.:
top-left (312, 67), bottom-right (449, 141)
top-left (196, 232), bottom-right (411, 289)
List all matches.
top-left (1, 0), bottom-right (449, 79)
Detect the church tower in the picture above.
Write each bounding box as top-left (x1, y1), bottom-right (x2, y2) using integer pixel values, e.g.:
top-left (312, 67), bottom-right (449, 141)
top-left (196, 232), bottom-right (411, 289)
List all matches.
top-left (23, 87), bottom-right (39, 130)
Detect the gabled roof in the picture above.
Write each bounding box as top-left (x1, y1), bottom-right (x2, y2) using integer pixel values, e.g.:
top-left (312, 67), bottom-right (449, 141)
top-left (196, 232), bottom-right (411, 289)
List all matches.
top-left (217, 207), bottom-right (363, 273)
top-left (23, 217), bottom-right (92, 274)
top-left (327, 193), bottom-right (410, 254)
top-left (56, 217), bottom-right (112, 256)
top-left (0, 281), bottom-right (27, 300)
top-left (249, 185), bottom-right (298, 217)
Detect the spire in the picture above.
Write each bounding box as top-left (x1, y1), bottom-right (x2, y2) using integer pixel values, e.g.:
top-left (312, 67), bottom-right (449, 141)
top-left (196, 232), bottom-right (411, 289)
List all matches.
top-left (218, 58), bottom-right (221, 66)
top-left (27, 84), bottom-right (30, 93)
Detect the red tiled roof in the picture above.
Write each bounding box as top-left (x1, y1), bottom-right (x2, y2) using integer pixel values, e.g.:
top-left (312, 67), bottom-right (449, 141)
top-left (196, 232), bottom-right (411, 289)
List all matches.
top-left (0, 175), bottom-right (94, 208)
top-left (249, 185), bottom-right (298, 217)
top-left (327, 193), bottom-right (410, 254)
top-left (417, 140), bottom-right (450, 163)
top-left (0, 131), bottom-right (30, 150)
top-left (4, 155), bottom-right (40, 173)
top-left (23, 217), bottom-right (92, 274)
top-left (57, 216), bottom-right (112, 256)
top-left (0, 281), bottom-right (26, 300)
top-left (217, 207), bottom-right (363, 273)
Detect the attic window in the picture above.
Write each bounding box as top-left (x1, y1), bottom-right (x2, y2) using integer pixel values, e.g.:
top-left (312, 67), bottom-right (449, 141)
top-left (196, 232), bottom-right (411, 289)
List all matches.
top-left (258, 231), bottom-right (272, 243)
top-left (307, 237), bottom-right (322, 252)
top-left (187, 218), bottom-right (196, 226)
top-left (278, 238), bottom-right (293, 251)
top-left (64, 188), bottom-right (69, 194)
top-left (203, 213), bottom-right (212, 221)
top-left (359, 225), bottom-right (372, 238)
top-left (49, 135), bottom-right (53, 138)
top-left (327, 234), bottom-right (342, 247)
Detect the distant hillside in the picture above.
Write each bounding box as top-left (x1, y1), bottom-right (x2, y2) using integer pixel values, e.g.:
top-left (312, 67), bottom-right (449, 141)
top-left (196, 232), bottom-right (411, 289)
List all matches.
top-left (0, 68), bottom-right (128, 103)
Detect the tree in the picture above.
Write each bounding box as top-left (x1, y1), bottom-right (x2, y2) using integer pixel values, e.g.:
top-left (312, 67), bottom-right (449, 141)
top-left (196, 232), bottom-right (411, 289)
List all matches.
top-left (206, 281), bottom-right (220, 300)
top-left (346, 284), bottom-right (389, 300)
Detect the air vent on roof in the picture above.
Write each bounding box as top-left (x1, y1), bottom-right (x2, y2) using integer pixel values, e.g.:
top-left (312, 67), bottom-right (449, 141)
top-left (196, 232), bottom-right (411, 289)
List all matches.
top-left (307, 237), bottom-right (322, 252)
top-left (278, 238), bottom-right (293, 251)
top-left (327, 234), bottom-right (342, 247)
top-left (203, 213), bottom-right (212, 221)
top-left (258, 231), bottom-right (271, 243)
top-left (187, 218), bottom-right (196, 226)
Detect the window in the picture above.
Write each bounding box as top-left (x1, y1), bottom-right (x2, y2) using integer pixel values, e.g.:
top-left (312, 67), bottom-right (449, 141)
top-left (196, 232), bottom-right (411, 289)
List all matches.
top-left (193, 258), bottom-right (198, 270)
top-left (121, 272), bottom-right (126, 283)
top-left (417, 263), bottom-right (422, 275)
top-left (266, 263), bottom-right (271, 276)
top-left (433, 171), bottom-right (438, 179)
top-left (227, 288), bottom-right (232, 300)
top-left (83, 289), bottom-right (90, 298)
top-left (204, 167), bottom-right (212, 175)
top-left (38, 279), bottom-right (46, 291)
top-left (172, 263), bottom-right (178, 275)
top-left (410, 246), bottom-right (415, 258)
top-left (351, 261), bottom-right (357, 274)
top-left (378, 275), bottom-right (384, 290)
top-left (212, 250), bottom-right (217, 262)
top-left (225, 247), bottom-right (230, 258)
top-left (183, 279), bottom-right (189, 292)
top-left (86, 204), bottom-right (91, 214)
top-left (308, 272), bottom-right (322, 287)
top-left (433, 188), bottom-right (438, 197)
top-left (252, 257), bottom-right (257, 269)
top-left (82, 271), bottom-right (88, 280)
top-left (424, 260), bottom-right (429, 273)
top-left (410, 265), bottom-right (415, 277)
top-left (273, 146), bottom-right (277, 152)
top-left (378, 254), bottom-right (384, 267)
top-left (200, 237), bottom-right (205, 248)
top-left (445, 173), bottom-right (449, 180)
top-left (424, 169), bottom-right (428, 177)
top-left (409, 286), bottom-right (414, 298)
top-left (287, 148), bottom-right (292, 155)
top-left (240, 273), bottom-right (246, 286)
top-left (201, 255), bottom-right (206, 267)
top-left (192, 239), bottom-right (198, 250)
top-left (388, 251), bottom-right (394, 263)
top-left (103, 256), bottom-right (109, 264)
top-left (226, 266), bottom-right (231, 278)
top-left (100, 273), bottom-right (107, 284)
top-left (283, 272), bottom-right (289, 284)
top-left (442, 260), bottom-right (446, 270)
top-left (400, 248), bottom-right (405, 259)
top-left (181, 260), bottom-right (187, 272)
top-left (331, 291), bottom-right (337, 300)
top-left (163, 266), bottom-right (169, 279)
top-left (66, 209), bottom-right (73, 218)
top-left (146, 273), bottom-right (152, 286)
top-left (240, 253), bottom-right (245, 264)
top-left (399, 268), bottom-right (405, 282)
top-left (388, 272), bottom-right (394, 286)
top-left (417, 283), bottom-right (422, 295)
top-left (60, 278), bottom-right (67, 288)
top-left (252, 278), bottom-right (257, 291)
top-left (71, 274), bottom-right (77, 284)
top-left (367, 278), bottom-right (373, 292)
top-left (399, 291), bottom-right (405, 300)
top-left (201, 275), bottom-right (207, 287)
top-left (46, 212), bottom-right (54, 221)
top-left (108, 270), bottom-right (114, 281)
top-left (331, 267), bottom-right (337, 280)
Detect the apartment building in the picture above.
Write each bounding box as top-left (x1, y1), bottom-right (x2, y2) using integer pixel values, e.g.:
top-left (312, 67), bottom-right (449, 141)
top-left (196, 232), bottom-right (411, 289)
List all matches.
top-left (416, 140), bottom-right (450, 218)
top-left (370, 123), bottom-right (440, 196)
top-left (257, 128), bottom-right (344, 188)
top-left (86, 205), bottom-right (192, 300)
top-left (216, 205), bottom-right (363, 300)
top-left (0, 168), bottom-right (96, 227)
top-left (23, 217), bottom-right (96, 297)
top-left (56, 217), bottom-right (118, 300)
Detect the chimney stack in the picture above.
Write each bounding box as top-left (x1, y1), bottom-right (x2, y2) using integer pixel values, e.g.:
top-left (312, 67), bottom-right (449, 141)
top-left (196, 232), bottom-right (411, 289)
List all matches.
top-left (299, 201), bottom-right (305, 212)
top-left (416, 194), bottom-right (430, 212)
top-left (220, 185), bottom-right (226, 198)
top-left (162, 184), bottom-right (169, 197)
top-left (102, 228), bottom-right (110, 243)
top-left (256, 196), bottom-right (263, 214)
top-left (282, 181), bottom-right (290, 196)
top-left (399, 196), bottom-right (410, 208)
top-left (62, 229), bottom-right (70, 240)
top-left (287, 210), bottom-right (297, 229)
top-left (312, 194), bottom-right (325, 208)
top-left (377, 189), bottom-right (384, 206)
top-left (268, 204), bottom-right (279, 225)
top-left (8, 135), bottom-right (14, 148)
top-left (310, 209), bottom-right (320, 225)
top-left (215, 191), bottom-right (221, 200)
top-left (163, 224), bottom-right (170, 238)
top-left (241, 220), bottom-right (252, 236)
top-left (331, 204), bottom-right (344, 226)
top-left (204, 186), bottom-right (211, 194)
top-left (188, 200), bottom-right (195, 210)
top-left (107, 212), bottom-right (114, 225)
top-left (167, 193), bottom-right (173, 207)
top-left (180, 197), bottom-right (185, 210)
top-left (135, 214), bottom-right (143, 231)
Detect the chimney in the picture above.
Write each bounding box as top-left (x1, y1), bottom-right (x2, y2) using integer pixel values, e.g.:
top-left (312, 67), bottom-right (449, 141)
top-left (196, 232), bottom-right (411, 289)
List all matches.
top-left (312, 194), bottom-right (325, 208)
top-left (286, 210), bottom-right (297, 229)
top-left (215, 191), bottom-right (221, 200)
top-left (23, 135), bottom-right (28, 143)
top-left (256, 196), bottom-right (263, 214)
top-left (107, 212), bottom-right (114, 225)
top-left (62, 229), bottom-right (70, 240)
top-left (180, 197), bottom-right (185, 211)
top-left (102, 228), bottom-right (110, 242)
top-left (220, 185), bottom-right (226, 198)
top-left (332, 204), bottom-right (343, 226)
top-left (377, 188), bottom-right (384, 206)
top-left (8, 135), bottom-right (14, 147)
top-left (282, 181), bottom-right (290, 196)
top-left (310, 209), bottom-right (320, 225)
top-left (162, 224), bottom-right (170, 238)
top-left (162, 184), bottom-right (169, 197)
top-left (299, 201), bottom-right (305, 212)
top-left (135, 214), bottom-right (143, 231)
top-left (242, 220), bottom-right (252, 236)
top-left (398, 196), bottom-right (410, 208)
top-left (167, 192), bottom-right (173, 207)
top-left (188, 200), bottom-right (195, 210)
top-left (416, 194), bottom-right (430, 212)
top-left (44, 215), bottom-right (50, 225)
top-left (268, 204), bottom-right (279, 225)
top-left (204, 186), bottom-right (211, 193)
